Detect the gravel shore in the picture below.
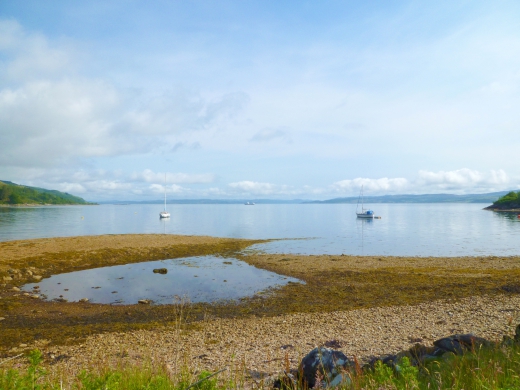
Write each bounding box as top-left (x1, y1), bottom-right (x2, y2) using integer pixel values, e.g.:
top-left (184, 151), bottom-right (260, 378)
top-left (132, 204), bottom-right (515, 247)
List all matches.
top-left (38, 294), bottom-right (520, 381)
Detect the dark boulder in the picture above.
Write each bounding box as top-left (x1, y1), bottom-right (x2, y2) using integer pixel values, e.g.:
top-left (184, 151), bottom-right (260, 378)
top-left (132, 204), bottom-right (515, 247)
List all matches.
top-left (433, 334), bottom-right (492, 355)
top-left (153, 268), bottom-right (168, 274)
top-left (297, 347), bottom-right (351, 388)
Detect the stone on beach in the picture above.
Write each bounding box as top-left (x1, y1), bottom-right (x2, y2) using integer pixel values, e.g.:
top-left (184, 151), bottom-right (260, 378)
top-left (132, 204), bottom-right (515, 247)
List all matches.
top-left (433, 333), bottom-right (492, 354)
top-left (297, 347), bottom-right (352, 388)
top-left (153, 268), bottom-right (168, 274)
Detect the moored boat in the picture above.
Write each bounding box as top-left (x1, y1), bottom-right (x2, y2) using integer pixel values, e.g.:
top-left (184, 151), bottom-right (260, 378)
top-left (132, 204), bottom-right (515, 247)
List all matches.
top-left (356, 185), bottom-right (374, 219)
top-left (159, 174), bottom-right (170, 218)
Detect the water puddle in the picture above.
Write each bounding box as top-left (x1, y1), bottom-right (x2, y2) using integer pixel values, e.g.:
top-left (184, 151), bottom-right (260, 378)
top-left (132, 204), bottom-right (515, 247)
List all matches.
top-left (21, 256), bottom-right (302, 305)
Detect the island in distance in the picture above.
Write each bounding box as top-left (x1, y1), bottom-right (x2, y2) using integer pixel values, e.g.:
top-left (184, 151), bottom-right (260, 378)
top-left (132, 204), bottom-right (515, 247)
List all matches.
top-left (0, 180), bottom-right (94, 206)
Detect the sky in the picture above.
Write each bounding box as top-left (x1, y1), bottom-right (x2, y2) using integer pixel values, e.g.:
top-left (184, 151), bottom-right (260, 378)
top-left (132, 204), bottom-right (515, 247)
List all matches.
top-left (0, 0), bottom-right (519, 201)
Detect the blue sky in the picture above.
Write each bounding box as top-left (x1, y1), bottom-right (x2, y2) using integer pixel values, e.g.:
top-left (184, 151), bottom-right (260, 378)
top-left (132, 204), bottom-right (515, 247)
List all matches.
top-left (1, 0), bottom-right (519, 201)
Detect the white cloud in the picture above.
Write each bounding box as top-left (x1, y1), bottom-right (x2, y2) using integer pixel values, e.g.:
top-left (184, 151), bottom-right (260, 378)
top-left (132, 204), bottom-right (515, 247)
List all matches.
top-left (0, 20), bottom-right (249, 170)
top-left (228, 181), bottom-right (293, 196)
top-left (0, 20), bottom-right (77, 82)
top-left (131, 169), bottom-right (215, 184)
top-left (149, 183), bottom-right (184, 194)
top-left (416, 169), bottom-right (510, 192)
top-left (332, 169), bottom-right (513, 196)
top-left (333, 177), bottom-right (409, 194)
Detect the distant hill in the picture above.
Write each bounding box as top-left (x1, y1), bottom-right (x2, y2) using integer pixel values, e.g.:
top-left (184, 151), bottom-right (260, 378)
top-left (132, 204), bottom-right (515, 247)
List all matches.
top-left (306, 191), bottom-right (514, 204)
top-left (0, 180), bottom-right (93, 205)
top-left (97, 191), bottom-right (516, 205)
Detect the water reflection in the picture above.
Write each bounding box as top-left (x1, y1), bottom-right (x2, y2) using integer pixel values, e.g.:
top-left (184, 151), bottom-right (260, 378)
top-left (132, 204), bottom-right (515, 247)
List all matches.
top-left (492, 211), bottom-right (520, 223)
top-left (21, 256), bottom-right (302, 305)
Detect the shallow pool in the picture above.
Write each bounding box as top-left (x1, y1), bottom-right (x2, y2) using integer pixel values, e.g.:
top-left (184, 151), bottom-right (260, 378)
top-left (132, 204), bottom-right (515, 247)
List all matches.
top-left (22, 256), bottom-right (302, 304)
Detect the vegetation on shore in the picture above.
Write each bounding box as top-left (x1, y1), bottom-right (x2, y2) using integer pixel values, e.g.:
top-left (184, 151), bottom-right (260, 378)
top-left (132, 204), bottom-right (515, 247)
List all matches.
top-left (486, 190), bottom-right (520, 210)
top-left (0, 180), bottom-right (93, 205)
top-left (3, 338), bottom-right (520, 389)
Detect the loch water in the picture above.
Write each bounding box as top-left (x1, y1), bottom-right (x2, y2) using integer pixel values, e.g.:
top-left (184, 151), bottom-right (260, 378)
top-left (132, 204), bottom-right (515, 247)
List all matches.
top-left (1, 203), bottom-right (519, 257)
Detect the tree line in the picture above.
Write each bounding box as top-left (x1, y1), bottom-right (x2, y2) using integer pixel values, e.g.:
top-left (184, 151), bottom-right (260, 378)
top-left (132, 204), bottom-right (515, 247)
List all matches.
top-left (0, 181), bottom-right (90, 205)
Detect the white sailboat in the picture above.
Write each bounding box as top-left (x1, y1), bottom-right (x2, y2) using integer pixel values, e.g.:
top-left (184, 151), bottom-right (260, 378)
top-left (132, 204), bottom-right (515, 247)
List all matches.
top-left (159, 174), bottom-right (170, 219)
top-left (356, 185), bottom-right (374, 219)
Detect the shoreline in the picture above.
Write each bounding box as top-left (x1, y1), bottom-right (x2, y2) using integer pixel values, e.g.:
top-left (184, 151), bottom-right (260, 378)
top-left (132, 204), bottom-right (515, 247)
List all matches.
top-left (1, 234), bottom-right (520, 377)
top-left (483, 207), bottom-right (520, 212)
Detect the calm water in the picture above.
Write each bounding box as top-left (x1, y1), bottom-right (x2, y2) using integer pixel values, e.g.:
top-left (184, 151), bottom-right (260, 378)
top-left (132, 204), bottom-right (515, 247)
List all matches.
top-left (22, 256), bottom-right (301, 304)
top-left (1, 203), bottom-right (519, 256)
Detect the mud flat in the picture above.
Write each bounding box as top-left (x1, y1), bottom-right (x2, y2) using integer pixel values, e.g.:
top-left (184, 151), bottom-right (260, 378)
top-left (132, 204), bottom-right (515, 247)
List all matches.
top-left (1, 235), bottom-right (520, 379)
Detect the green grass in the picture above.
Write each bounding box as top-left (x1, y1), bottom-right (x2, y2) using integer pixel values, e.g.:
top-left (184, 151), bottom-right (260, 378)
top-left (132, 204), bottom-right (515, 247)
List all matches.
top-left (0, 349), bottom-right (227, 390)
top-left (3, 344), bottom-right (520, 389)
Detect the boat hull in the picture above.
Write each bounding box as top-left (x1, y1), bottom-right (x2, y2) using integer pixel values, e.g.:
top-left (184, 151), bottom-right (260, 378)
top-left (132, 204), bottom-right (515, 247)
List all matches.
top-left (159, 212), bottom-right (170, 218)
top-left (356, 213), bottom-right (374, 219)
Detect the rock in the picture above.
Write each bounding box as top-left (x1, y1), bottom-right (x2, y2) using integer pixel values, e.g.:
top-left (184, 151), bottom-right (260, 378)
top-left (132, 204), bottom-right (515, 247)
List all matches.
top-left (153, 268), bottom-right (168, 274)
top-left (31, 294), bottom-right (40, 299)
top-left (138, 299), bottom-right (151, 304)
top-left (328, 373), bottom-right (350, 388)
top-left (2, 276), bottom-right (13, 282)
top-left (19, 344), bottom-right (28, 348)
top-left (433, 334), bottom-right (492, 355)
top-left (79, 298), bottom-right (89, 302)
top-left (26, 270), bottom-right (33, 276)
top-left (11, 287), bottom-right (20, 292)
top-left (298, 347), bottom-right (352, 388)
top-left (0, 317), bottom-right (5, 321)
top-left (23, 293), bottom-right (30, 296)
top-left (515, 324), bottom-right (520, 342)
top-left (33, 275), bottom-right (43, 281)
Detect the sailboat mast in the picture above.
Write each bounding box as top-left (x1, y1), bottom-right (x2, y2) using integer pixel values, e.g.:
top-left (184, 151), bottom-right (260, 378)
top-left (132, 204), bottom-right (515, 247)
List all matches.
top-left (362, 185), bottom-right (364, 211)
top-left (164, 173), bottom-right (167, 211)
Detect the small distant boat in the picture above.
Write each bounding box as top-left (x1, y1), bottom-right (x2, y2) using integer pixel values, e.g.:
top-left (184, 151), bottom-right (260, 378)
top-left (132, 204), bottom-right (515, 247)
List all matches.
top-left (244, 202), bottom-right (255, 205)
top-left (159, 174), bottom-right (170, 219)
top-left (356, 185), bottom-right (374, 219)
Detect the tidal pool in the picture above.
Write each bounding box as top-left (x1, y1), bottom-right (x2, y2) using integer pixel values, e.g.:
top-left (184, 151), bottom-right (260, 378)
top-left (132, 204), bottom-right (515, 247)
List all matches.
top-left (22, 256), bottom-right (302, 305)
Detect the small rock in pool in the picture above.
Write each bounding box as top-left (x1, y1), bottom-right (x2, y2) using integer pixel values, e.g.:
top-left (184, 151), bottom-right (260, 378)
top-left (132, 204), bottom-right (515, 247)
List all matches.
top-left (79, 298), bottom-right (89, 302)
top-left (153, 268), bottom-right (168, 274)
top-left (138, 299), bottom-right (151, 304)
